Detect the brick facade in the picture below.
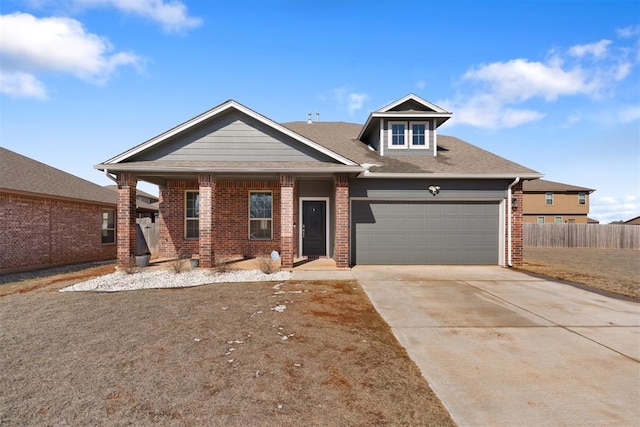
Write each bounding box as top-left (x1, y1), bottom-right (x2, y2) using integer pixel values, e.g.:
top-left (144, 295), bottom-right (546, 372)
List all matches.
top-left (333, 175), bottom-right (350, 268)
top-left (0, 192), bottom-right (116, 274)
top-left (116, 173), bottom-right (137, 268)
top-left (198, 174), bottom-right (216, 268)
top-left (280, 174), bottom-right (295, 268)
top-left (510, 181), bottom-right (524, 267)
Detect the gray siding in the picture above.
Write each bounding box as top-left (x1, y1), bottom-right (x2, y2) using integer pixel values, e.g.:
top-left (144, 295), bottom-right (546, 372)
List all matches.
top-left (349, 179), bottom-right (509, 200)
top-left (130, 111), bottom-right (337, 163)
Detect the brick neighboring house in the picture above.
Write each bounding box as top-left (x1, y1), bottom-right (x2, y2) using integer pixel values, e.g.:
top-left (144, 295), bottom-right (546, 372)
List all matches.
top-left (96, 94), bottom-right (541, 269)
top-left (522, 179), bottom-right (595, 224)
top-left (1, 147), bottom-right (118, 273)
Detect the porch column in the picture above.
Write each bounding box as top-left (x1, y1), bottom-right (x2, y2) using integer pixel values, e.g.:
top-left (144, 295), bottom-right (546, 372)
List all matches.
top-left (116, 173), bottom-right (137, 268)
top-left (198, 173), bottom-right (216, 268)
top-left (510, 180), bottom-right (524, 267)
top-left (334, 174), bottom-right (350, 268)
top-left (280, 174), bottom-right (295, 268)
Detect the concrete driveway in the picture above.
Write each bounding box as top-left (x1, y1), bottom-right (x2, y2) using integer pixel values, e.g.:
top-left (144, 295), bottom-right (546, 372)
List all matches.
top-left (352, 266), bottom-right (640, 427)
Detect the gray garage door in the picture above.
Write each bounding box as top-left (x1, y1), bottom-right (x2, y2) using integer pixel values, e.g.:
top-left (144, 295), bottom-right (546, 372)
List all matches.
top-left (352, 201), bottom-right (499, 265)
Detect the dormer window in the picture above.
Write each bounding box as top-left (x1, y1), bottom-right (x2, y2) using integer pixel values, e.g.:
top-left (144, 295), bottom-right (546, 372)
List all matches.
top-left (410, 122), bottom-right (429, 149)
top-left (390, 122), bottom-right (407, 148)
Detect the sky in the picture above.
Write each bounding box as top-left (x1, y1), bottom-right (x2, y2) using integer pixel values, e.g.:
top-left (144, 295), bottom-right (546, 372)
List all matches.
top-left (1, 0), bottom-right (639, 223)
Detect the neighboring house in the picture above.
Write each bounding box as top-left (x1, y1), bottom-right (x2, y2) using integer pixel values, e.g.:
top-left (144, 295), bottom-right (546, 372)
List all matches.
top-left (1, 147), bottom-right (117, 273)
top-left (522, 179), bottom-right (595, 224)
top-left (623, 216), bottom-right (640, 225)
top-left (95, 94), bottom-right (541, 269)
top-left (105, 185), bottom-right (159, 220)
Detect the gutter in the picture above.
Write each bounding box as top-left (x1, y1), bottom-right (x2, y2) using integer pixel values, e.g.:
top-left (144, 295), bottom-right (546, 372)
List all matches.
top-left (104, 169), bottom-right (118, 183)
top-left (357, 171), bottom-right (542, 180)
top-left (507, 177), bottom-right (521, 267)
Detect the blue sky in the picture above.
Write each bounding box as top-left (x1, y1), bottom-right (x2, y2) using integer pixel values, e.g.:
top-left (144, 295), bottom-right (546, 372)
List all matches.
top-left (1, 0), bottom-right (639, 223)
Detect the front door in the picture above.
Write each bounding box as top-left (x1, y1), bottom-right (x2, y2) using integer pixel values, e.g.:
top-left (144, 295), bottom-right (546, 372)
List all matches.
top-left (302, 200), bottom-right (326, 257)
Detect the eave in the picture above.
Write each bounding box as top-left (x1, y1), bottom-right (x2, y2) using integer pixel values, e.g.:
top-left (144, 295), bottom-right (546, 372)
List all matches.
top-left (357, 171), bottom-right (543, 180)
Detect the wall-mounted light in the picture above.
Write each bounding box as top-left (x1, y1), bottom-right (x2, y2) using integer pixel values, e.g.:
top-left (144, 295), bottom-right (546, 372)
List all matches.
top-left (428, 185), bottom-right (440, 196)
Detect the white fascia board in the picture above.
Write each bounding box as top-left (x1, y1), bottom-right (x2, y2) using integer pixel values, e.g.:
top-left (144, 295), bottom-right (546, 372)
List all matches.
top-left (376, 93), bottom-right (451, 114)
top-left (358, 171), bottom-right (543, 180)
top-left (103, 100), bottom-right (358, 167)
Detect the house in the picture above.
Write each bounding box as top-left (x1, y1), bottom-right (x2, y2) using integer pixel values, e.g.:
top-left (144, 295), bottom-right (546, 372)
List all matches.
top-left (95, 94), bottom-right (541, 269)
top-left (623, 216), bottom-right (640, 225)
top-left (522, 179), bottom-right (595, 224)
top-left (105, 185), bottom-right (159, 220)
top-left (1, 147), bottom-right (117, 273)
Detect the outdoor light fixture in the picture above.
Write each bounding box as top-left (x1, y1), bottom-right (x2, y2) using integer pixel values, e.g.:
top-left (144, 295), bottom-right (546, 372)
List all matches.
top-left (428, 185), bottom-right (440, 196)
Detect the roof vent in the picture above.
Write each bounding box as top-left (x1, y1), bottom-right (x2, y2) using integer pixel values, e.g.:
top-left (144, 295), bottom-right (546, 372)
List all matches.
top-left (307, 112), bottom-right (312, 124)
top-left (316, 112), bottom-right (320, 122)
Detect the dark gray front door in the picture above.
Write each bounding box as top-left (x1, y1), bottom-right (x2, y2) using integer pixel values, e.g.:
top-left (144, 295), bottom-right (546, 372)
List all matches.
top-left (352, 201), bottom-right (499, 265)
top-left (302, 201), bottom-right (326, 257)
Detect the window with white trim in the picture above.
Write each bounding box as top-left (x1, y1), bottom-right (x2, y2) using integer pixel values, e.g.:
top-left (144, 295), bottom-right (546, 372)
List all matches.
top-left (249, 191), bottom-right (272, 240)
top-left (410, 122), bottom-right (429, 149)
top-left (578, 192), bottom-right (586, 205)
top-left (545, 192), bottom-right (554, 206)
top-left (185, 191), bottom-right (199, 239)
top-left (554, 216), bottom-right (563, 224)
top-left (537, 216), bottom-right (545, 223)
top-left (101, 209), bottom-right (115, 244)
top-left (388, 122), bottom-right (407, 148)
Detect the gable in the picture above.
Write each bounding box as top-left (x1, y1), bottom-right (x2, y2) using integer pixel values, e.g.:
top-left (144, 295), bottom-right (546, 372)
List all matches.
top-left (127, 110), bottom-right (339, 164)
top-left (388, 99), bottom-right (438, 112)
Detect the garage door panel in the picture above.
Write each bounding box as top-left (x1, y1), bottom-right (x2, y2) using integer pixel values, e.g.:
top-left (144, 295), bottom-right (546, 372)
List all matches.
top-left (352, 201), bottom-right (499, 265)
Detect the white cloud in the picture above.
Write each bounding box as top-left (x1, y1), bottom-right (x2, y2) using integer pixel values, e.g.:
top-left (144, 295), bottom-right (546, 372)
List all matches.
top-left (0, 12), bottom-right (141, 98)
top-left (617, 105), bottom-right (640, 123)
top-left (332, 86), bottom-right (368, 115)
top-left (569, 39), bottom-right (612, 59)
top-left (73, 0), bottom-right (202, 33)
top-left (441, 36), bottom-right (638, 129)
top-left (616, 25), bottom-right (640, 38)
top-left (0, 70), bottom-right (47, 99)
top-left (590, 194), bottom-right (639, 223)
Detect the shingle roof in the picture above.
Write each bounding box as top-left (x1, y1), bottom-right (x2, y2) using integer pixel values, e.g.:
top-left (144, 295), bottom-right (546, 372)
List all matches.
top-left (283, 122), bottom-right (540, 176)
top-left (523, 179), bottom-right (594, 193)
top-left (0, 147), bottom-right (116, 205)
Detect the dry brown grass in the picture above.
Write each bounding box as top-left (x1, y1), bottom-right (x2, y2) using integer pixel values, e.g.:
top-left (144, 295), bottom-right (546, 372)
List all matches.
top-left (522, 247), bottom-right (640, 299)
top-left (0, 270), bottom-right (453, 426)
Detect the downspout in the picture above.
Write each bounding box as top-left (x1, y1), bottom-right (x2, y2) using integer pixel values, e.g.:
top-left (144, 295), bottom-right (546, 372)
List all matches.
top-left (507, 177), bottom-right (520, 267)
top-left (104, 169), bottom-right (118, 183)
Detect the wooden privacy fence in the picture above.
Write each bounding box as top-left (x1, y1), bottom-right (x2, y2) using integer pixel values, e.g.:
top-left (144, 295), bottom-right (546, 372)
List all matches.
top-left (524, 223), bottom-right (640, 249)
top-left (136, 218), bottom-right (159, 255)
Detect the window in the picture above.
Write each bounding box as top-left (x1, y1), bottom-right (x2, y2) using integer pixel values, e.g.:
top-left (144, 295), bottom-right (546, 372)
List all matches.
top-left (578, 192), bottom-right (586, 205)
top-left (249, 191), bottom-right (272, 240)
top-left (185, 191), bottom-right (199, 239)
top-left (545, 192), bottom-right (554, 206)
top-left (101, 209), bottom-right (115, 244)
top-left (568, 219), bottom-right (575, 224)
top-left (554, 216), bottom-right (563, 223)
top-left (410, 122), bottom-right (428, 148)
top-left (389, 122), bottom-right (407, 148)
top-left (537, 216), bottom-right (545, 223)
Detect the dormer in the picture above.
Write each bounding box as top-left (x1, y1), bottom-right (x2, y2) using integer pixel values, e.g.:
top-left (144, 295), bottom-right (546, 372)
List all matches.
top-left (358, 94), bottom-right (452, 157)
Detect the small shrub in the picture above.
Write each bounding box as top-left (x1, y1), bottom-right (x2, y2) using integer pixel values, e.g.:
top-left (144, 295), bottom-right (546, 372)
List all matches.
top-left (171, 250), bottom-right (190, 274)
top-left (121, 257), bottom-right (138, 275)
top-left (213, 260), bottom-right (231, 274)
top-left (256, 256), bottom-right (277, 275)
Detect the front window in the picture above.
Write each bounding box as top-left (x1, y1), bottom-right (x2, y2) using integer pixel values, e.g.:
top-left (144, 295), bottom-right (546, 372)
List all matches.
top-left (101, 209), bottom-right (115, 244)
top-left (249, 191), bottom-right (272, 240)
top-left (545, 192), bottom-right (554, 206)
top-left (410, 122), bottom-right (428, 148)
top-left (186, 191), bottom-right (199, 239)
top-left (389, 122), bottom-right (407, 148)
top-left (578, 192), bottom-right (586, 205)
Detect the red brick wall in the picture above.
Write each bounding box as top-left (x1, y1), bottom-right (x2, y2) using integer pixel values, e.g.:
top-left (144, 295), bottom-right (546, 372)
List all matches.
top-left (334, 175), bottom-right (350, 268)
top-left (158, 179), bottom-right (283, 261)
top-left (511, 181), bottom-right (524, 267)
top-left (0, 192), bottom-right (116, 273)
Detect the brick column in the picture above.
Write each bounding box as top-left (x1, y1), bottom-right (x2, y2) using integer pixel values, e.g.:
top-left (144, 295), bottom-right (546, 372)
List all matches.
top-left (280, 174), bottom-right (295, 268)
top-left (511, 181), bottom-right (524, 267)
top-left (334, 174), bottom-right (350, 268)
top-left (116, 173), bottom-right (137, 268)
top-left (198, 173), bottom-right (216, 268)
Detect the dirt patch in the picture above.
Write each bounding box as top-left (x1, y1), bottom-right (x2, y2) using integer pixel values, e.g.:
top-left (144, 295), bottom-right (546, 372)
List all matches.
top-left (0, 272), bottom-right (453, 426)
top-left (522, 247), bottom-right (639, 300)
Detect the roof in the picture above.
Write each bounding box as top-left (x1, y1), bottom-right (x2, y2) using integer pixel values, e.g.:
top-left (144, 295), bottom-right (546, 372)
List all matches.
top-left (283, 122), bottom-right (540, 177)
top-left (1, 147), bottom-right (116, 206)
top-left (623, 215), bottom-right (640, 225)
top-left (523, 179), bottom-right (594, 193)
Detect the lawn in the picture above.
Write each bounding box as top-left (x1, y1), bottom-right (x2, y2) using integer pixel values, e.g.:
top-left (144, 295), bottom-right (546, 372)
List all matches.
top-left (522, 247), bottom-right (639, 300)
top-left (0, 270), bottom-right (454, 426)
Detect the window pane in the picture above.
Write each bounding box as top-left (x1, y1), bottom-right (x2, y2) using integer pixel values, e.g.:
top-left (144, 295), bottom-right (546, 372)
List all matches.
top-left (545, 192), bottom-right (553, 205)
top-left (250, 219), bottom-right (272, 239)
top-left (555, 217), bottom-right (563, 223)
top-left (186, 219), bottom-right (199, 239)
top-left (578, 193), bottom-right (586, 205)
top-left (537, 217), bottom-right (545, 223)
top-left (412, 124), bottom-right (426, 145)
top-left (102, 230), bottom-right (115, 244)
top-left (250, 192), bottom-right (272, 219)
top-left (186, 192), bottom-right (199, 218)
top-left (391, 124), bottom-right (405, 145)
